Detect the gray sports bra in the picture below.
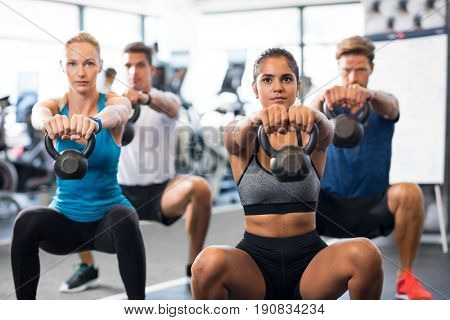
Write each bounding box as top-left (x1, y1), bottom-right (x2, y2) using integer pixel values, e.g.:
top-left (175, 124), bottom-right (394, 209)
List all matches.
top-left (237, 138), bottom-right (321, 215)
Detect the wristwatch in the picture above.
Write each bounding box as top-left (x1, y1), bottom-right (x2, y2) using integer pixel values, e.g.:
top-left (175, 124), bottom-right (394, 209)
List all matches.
top-left (142, 91), bottom-right (152, 105)
top-left (89, 117), bottom-right (102, 133)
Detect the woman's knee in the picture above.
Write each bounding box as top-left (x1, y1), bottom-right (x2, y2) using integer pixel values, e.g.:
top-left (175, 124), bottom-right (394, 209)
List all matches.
top-left (12, 207), bottom-right (57, 247)
top-left (108, 205), bottom-right (139, 231)
top-left (15, 208), bottom-right (34, 226)
top-left (192, 246), bottom-right (228, 287)
top-left (14, 207), bottom-right (47, 232)
top-left (347, 238), bottom-right (383, 272)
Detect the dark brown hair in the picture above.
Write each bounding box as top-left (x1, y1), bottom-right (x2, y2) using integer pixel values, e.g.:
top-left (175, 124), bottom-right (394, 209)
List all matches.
top-left (123, 42), bottom-right (152, 65)
top-left (253, 48), bottom-right (300, 84)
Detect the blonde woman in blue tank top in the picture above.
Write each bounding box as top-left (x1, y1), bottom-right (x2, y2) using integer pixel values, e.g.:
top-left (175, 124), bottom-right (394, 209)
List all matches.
top-left (191, 48), bottom-right (383, 300)
top-left (11, 32), bottom-right (146, 300)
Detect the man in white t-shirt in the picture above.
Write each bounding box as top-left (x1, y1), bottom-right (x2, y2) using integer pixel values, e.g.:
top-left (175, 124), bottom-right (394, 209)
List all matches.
top-left (60, 42), bottom-right (212, 294)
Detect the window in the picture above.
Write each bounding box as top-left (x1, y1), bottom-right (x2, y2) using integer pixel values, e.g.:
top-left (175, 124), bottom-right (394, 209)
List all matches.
top-left (192, 8), bottom-right (302, 107)
top-left (303, 3), bottom-right (364, 45)
top-left (144, 16), bottom-right (161, 46)
top-left (0, 0), bottom-right (78, 42)
top-left (0, 0), bottom-right (79, 99)
top-left (84, 8), bottom-right (141, 49)
top-left (302, 3), bottom-right (364, 103)
top-left (198, 8), bottom-right (301, 50)
top-left (83, 8), bottom-right (143, 93)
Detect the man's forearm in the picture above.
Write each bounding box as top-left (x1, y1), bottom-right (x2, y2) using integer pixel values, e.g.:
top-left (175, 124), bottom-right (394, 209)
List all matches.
top-left (144, 91), bottom-right (180, 118)
top-left (370, 90), bottom-right (399, 120)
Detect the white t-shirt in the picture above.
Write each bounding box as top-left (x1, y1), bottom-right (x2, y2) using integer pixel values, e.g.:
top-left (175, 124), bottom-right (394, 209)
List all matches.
top-left (118, 105), bottom-right (177, 186)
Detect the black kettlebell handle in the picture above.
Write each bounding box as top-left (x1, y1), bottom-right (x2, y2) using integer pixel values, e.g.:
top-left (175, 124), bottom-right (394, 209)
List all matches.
top-left (258, 123), bottom-right (318, 157)
top-left (323, 100), bottom-right (371, 124)
top-left (129, 103), bottom-right (141, 123)
top-left (44, 133), bottom-right (96, 159)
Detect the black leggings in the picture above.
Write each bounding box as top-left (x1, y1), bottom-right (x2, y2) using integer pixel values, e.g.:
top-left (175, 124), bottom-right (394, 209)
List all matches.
top-left (11, 205), bottom-right (146, 300)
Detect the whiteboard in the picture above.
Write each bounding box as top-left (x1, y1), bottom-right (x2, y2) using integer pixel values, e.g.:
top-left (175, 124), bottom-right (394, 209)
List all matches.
top-left (369, 34), bottom-right (447, 184)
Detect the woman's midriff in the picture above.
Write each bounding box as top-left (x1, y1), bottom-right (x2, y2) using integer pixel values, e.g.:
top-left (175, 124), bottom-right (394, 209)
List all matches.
top-left (244, 211), bottom-right (316, 238)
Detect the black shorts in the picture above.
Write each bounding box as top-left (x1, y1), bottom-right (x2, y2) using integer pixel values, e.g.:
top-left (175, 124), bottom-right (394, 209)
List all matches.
top-left (316, 189), bottom-right (395, 239)
top-left (120, 180), bottom-right (181, 226)
top-left (236, 231), bottom-right (327, 300)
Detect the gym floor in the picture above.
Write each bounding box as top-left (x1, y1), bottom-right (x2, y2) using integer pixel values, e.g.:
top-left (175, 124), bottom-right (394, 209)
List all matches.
top-left (0, 204), bottom-right (449, 300)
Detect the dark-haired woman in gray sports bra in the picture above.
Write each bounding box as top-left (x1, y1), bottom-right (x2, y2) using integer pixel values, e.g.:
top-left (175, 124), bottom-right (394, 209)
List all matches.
top-left (191, 48), bottom-right (384, 300)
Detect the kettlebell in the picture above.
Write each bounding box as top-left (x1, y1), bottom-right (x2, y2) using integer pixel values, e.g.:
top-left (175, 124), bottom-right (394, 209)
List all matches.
top-left (45, 133), bottom-right (96, 180)
top-left (258, 124), bottom-right (318, 182)
top-left (323, 100), bottom-right (371, 148)
top-left (122, 103), bottom-right (141, 146)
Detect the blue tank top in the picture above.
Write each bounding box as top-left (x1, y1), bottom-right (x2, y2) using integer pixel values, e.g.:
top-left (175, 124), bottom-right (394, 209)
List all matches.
top-left (321, 107), bottom-right (398, 199)
top-left (49, 93), bottom-right (131, 222)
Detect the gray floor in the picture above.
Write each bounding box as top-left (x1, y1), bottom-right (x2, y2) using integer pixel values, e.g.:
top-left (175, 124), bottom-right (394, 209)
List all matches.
top-left (0, 206), bottom-right (449, 300)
